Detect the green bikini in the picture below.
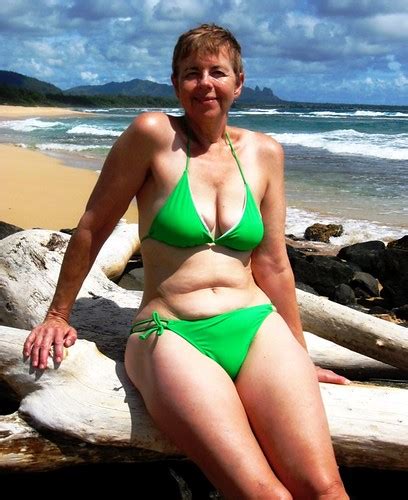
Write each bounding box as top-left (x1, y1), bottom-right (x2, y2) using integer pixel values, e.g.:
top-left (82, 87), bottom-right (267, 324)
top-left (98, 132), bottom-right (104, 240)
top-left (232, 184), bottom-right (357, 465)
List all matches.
top-left (130, 132), bottom-right (276, 379)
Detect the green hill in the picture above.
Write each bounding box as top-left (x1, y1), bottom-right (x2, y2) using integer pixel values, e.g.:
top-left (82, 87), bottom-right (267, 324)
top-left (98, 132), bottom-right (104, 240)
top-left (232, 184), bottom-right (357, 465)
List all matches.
top-left (66, 78), bottom-right (175, 98)
top-left (0, 70), bottom-right (284, 107)
top-left (66, 79), bottom-right (283, 104)
top-left (0, 70), bottom-right (62, 95)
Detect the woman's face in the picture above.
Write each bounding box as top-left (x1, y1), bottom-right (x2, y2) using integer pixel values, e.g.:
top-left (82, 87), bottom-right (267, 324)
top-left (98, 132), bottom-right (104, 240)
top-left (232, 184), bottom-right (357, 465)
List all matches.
top-left (172, 46), bottom-right (244, 120)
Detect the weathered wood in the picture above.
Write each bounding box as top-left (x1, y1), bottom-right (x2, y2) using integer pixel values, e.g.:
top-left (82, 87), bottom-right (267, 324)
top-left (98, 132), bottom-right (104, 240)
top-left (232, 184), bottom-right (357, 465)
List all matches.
top-left (1, 228), bottom-right (408, 472)
top-left (0, 327), bottom-right (178, 454)
top-left (94, 220), bottom-right (140, 280)
top-left (297, 289), bottom-right (408, 371)
top-left (1, 325), bottom-right (408, 471)
top-left (0, 228), bottom-right (142, 347)
top-left (305, 333), bottom-right (408, 380)
top-left (0, 412), bottom-right (167, 472)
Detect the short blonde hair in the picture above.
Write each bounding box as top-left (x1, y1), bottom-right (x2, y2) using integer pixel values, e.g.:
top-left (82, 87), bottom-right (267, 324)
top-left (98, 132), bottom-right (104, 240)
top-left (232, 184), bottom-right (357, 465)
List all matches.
top-left (172, 24), bottom-right (243, 81)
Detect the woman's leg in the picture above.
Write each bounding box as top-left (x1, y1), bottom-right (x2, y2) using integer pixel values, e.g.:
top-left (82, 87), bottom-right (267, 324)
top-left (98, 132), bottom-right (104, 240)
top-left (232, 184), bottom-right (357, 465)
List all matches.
top-left (236, 312), bottom-right (348, 499)
top-left (125, 330), bottom-right (292, 500)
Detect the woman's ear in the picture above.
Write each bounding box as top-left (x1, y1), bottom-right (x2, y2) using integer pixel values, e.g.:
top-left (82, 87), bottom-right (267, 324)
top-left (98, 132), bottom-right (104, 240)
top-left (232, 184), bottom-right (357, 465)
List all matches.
top-left (171, 74), bottom-right (180, 99)
top-left (234, 72), bottom-right (244, 99)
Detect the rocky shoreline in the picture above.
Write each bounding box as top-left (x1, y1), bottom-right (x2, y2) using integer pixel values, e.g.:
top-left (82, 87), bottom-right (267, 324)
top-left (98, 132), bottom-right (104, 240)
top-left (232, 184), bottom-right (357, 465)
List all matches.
top-left (287, 233), bottom-right (408, 327)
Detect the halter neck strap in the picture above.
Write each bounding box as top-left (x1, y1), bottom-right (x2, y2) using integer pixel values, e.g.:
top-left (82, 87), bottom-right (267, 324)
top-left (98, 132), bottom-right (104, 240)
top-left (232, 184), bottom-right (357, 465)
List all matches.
top-left (225, 131), bottom-right (246, 183)
top-left (185, 130), bottom-right (246, 184)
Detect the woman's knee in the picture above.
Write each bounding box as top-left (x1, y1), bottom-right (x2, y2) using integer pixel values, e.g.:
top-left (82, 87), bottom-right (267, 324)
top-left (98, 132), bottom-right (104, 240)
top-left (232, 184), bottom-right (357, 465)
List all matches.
top-left (299, 476), bottom-right (348, 500)
top-left (315, 478), bottom-right (348, 499)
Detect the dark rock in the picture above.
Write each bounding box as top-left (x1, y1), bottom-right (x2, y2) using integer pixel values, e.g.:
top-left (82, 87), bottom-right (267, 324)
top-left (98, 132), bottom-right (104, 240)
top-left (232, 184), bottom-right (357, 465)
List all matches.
top-left (295, 282), bottom-right (319, 295)
top-left (337, 241), bottom-right (386, 277)
top-left (351, 271), bottom-right (380, 297)
top-left (0, 221), bottom-right (23, 240)
top-left (357, 296), bottom-right (393, 310)
top-left (304, 223), bottom-right (343, 243)
top-left (378, 245), bottom-right (408, 307)
top-left (330, 284), bottom-right (356, 305)
top-left (387, 235), bottom-right (408, 250)
top-left (289, 252), bottom-right (354, 297)
top-left (368, 305), bottom-right (392, 315)
top-left (392, 304), bottom-right (408, 321)
top-left (60, 228), bottom-right (76, 235)
top-left (286, 245), bottom-right (305, 259)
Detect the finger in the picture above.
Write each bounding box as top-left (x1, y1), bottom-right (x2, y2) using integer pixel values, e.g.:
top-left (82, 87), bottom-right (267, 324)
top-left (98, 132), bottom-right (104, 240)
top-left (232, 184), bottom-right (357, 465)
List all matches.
top-left (53, 341), bottom-right (65, 363)
top-left (52, 328), bottom-right (69, 363)
top-left (335, 374), bottom-right (351, 385)
top-left (63, 328), bottom-right (77, 348)
top-left (30, 341), bottom-right (42, 368)
top-left (23, 328), bottom-right (40, 357)
top-left (38, 332), bottom-right (56, 369)
top-left (318, 370), bottom-right (351, 385)
top-left (29, 328), bottom-right (48, 368)
top-left (324, 369), bottom-right (351, 385)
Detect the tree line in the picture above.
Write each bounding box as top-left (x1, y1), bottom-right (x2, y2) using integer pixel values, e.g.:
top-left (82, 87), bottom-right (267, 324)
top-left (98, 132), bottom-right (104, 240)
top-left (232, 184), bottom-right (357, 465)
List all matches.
top-left (0, 84), bottom-right (179, 108)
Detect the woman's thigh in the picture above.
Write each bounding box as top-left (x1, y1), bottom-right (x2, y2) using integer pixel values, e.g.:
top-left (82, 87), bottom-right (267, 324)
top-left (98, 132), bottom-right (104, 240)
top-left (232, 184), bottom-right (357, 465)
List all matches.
top-left (235, 312), bottom-right (343, 497)
top-left (125, 330), bottom-right (291, 499)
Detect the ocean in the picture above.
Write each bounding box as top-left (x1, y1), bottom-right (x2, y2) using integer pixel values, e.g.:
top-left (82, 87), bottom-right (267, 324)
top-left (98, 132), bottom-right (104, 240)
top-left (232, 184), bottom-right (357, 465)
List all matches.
top-left (1, 102), bottom-right (407, 245)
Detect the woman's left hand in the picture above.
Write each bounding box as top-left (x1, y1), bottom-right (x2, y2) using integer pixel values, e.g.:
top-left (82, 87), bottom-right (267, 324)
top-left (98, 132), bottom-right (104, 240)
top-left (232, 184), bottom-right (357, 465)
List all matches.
top-left (315, 366), bottom-right (351, 385)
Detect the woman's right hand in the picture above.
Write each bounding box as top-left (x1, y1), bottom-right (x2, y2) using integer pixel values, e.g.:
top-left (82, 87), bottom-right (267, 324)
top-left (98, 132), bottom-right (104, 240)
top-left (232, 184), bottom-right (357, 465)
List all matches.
top-left (23, 316), bottom-right (77, 369)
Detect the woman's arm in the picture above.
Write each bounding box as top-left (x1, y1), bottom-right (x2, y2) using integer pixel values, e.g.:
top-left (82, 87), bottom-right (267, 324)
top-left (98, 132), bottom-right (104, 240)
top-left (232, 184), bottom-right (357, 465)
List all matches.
top-left (251, 135), bottom-right (349, 384)
top-left (23, 114), bottom-right (160, 368)
top-left (250, 136), bottom-right (306, 348)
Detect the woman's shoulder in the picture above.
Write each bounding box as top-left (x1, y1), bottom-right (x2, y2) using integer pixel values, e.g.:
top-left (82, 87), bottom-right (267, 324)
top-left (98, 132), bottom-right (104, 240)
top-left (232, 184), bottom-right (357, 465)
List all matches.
top-left (231, 126), bottom-right (284, 161)
top-left (127, 111), bottom-right (176, 147)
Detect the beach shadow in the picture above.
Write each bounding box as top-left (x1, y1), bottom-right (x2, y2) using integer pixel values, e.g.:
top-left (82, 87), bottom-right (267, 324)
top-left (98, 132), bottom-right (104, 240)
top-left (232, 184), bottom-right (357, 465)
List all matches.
top-left (70, 295), bottom-right (138, 361)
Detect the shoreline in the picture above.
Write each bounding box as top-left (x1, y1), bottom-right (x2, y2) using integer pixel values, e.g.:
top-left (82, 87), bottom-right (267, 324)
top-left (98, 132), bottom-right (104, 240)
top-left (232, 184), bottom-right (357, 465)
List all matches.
top-left (0, 105), bottom-right (92, 119)
top-left (1, 104), bottom-right (406, 244)
top-left (1, 143), bottom-right (138, 230)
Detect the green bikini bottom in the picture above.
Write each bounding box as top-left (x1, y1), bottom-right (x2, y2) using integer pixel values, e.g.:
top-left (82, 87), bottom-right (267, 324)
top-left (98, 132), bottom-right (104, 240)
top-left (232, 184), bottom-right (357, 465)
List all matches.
top-left (129, 303), bottom-right (275, 379)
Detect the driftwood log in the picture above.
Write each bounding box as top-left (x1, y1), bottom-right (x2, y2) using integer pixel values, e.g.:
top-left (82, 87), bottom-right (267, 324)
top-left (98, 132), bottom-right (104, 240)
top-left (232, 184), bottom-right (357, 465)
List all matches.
top-left (297, 289), bottom-right (408, 370)
top-left (1, 325), bottom-right (408, 471)
top-left (1, 227), bottom-right (408, 471)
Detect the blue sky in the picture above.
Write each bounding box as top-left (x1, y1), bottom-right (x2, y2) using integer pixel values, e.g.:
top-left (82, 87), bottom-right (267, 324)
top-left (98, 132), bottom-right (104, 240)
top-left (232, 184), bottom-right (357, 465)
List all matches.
top-left (1, 0), bottom-right (407, 105)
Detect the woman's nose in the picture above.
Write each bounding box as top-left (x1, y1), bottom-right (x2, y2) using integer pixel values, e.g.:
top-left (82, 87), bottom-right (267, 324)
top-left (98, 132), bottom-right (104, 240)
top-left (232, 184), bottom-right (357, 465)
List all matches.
top-left (198, 72), bottom-right (212, 87)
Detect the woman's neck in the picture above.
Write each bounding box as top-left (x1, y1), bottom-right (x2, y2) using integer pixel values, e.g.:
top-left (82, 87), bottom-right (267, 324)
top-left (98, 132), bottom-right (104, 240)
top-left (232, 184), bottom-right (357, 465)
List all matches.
top-left (183, 114), bottom-right (228, 148)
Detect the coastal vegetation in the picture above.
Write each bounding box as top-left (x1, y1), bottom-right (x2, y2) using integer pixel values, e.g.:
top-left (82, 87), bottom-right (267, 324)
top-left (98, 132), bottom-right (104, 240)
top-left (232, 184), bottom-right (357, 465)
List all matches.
top-left (0, 83), bottom-right (179, 108)
top-left (0, 69), bottom-right (282, 107)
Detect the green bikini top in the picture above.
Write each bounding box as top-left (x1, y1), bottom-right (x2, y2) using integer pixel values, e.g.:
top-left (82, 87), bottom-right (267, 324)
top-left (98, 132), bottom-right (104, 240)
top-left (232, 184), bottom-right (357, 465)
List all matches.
top-left (141, 132), bottom-right (264, 251)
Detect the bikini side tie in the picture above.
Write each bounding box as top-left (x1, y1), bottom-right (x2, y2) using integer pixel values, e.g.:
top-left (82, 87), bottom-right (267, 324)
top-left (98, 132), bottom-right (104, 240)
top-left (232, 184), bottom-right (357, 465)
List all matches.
top-left (130, 311), bottom-right (169, 340)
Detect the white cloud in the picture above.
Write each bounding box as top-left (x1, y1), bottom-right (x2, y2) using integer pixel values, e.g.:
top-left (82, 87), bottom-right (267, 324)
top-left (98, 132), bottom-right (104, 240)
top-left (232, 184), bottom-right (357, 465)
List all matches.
top-left (80, 71), bottom-right (99, 82)
top-left (285, 12), bottom-right (319, 38)
top-left (395, 74), bottom-right (408, 88)
top-left (0, 0), bottom-right (407, 103)
top-left (360, 13), bottom-right (408, 40)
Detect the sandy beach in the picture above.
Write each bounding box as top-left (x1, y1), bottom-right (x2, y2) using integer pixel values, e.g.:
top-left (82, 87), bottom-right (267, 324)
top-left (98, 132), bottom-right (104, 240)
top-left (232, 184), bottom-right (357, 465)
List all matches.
top-left (1, 143), bottom-right (138, 230)
top-left (0, 105), bottom-right (91, 119)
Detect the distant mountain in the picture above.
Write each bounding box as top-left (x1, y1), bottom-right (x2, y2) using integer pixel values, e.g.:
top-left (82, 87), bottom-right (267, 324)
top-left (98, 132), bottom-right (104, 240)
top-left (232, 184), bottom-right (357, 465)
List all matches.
top-left (0, 70), bottom-right (284, 106)
top-left (65, 79), bottom-right (283, 104)
top-left (241, 85), bottom-right (282, 104)
top-left (66, 78), bottom-right (175, 99)
top-left (0, 70), bottom-right (62, 95)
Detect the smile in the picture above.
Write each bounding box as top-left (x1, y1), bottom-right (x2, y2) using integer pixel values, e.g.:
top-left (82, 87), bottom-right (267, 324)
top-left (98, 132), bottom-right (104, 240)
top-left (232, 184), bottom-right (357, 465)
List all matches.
top-left (196, 97), bottom-right (218, 103)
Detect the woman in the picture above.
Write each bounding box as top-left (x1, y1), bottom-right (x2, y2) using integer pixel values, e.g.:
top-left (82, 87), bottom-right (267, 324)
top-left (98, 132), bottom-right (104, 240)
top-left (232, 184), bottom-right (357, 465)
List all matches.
top-left (24, 24), bottom-right (349, 499)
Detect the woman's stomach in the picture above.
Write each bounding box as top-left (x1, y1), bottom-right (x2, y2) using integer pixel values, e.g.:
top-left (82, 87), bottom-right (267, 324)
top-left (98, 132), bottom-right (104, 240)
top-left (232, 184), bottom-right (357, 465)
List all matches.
top-left (135, 242), bottom-right (270, 321)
